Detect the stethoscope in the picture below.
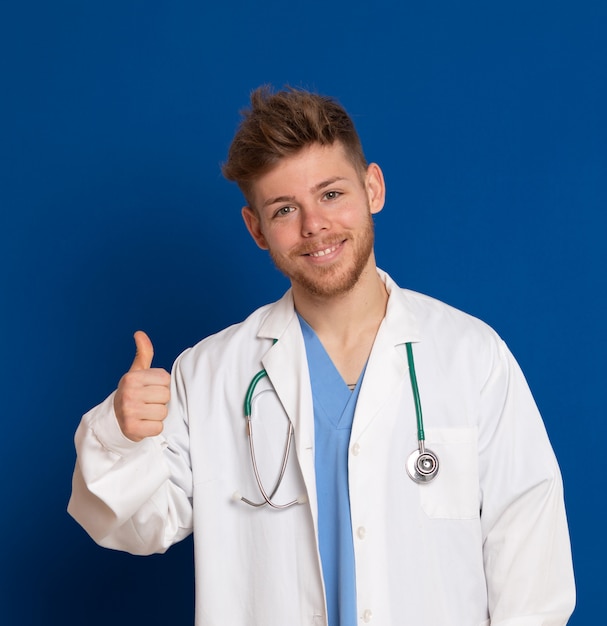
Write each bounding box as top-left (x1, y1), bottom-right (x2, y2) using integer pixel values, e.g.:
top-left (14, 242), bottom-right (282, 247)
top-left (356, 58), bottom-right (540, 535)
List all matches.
top-left (234, 341), bottom-right (439, 509)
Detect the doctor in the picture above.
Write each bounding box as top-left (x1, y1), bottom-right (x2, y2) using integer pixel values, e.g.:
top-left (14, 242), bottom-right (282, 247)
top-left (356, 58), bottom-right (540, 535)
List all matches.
top-left (68, 86), bottom-right (575, 625)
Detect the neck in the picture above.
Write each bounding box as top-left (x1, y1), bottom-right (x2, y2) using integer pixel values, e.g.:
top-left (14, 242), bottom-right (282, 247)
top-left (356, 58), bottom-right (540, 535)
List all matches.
top-left (292, 260), bottom-right (388, 342)
top-left (292, 260), bottom-right (388, 386)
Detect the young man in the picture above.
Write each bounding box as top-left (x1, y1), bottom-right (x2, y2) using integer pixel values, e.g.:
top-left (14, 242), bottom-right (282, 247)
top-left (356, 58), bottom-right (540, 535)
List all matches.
top-left (68, 86), bottom-right (575, 625)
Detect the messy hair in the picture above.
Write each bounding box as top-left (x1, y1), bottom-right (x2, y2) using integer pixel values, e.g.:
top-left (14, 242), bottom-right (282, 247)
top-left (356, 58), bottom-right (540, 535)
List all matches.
top-left (222, 85), bottom-right (367, 200)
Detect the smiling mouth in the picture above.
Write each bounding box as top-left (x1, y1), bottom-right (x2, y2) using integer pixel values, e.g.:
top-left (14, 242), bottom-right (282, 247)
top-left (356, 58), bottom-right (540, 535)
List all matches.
top-left (307, 244), bottom-right (340, 257)
top-left (300, 240), bottom-right (345, 258)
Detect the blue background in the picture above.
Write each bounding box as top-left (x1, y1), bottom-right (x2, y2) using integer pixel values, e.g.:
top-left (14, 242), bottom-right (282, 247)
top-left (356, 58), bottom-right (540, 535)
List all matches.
top-left (1, 1), bottom-right (605, 624)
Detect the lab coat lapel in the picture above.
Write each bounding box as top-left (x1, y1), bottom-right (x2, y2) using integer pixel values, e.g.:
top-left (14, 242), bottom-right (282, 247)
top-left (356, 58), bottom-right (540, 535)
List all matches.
top-left (351, 272), bottom-right (421, 440)
top-left (258, 292), bottom-right (318, 519)
top-left (351, 328), bottom-right (406, 440)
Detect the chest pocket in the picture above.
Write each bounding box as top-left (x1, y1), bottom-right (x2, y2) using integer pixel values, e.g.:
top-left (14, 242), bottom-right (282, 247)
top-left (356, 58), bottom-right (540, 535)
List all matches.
top-left (419, 427), bottom-right (480, 519)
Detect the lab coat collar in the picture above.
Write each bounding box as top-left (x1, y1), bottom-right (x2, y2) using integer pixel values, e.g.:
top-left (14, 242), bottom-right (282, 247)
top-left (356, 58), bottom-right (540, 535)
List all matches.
top-left (257, 289), bottom-right (297, 341)
top-left (256, 269), bottom-right (422, 345)
top-left (376, 269), bottom-right (421, 345)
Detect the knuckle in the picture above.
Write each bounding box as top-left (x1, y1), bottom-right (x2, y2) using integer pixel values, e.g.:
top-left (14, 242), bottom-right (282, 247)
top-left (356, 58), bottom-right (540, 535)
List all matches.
top-left (119, 371), bottom-right (138, 391)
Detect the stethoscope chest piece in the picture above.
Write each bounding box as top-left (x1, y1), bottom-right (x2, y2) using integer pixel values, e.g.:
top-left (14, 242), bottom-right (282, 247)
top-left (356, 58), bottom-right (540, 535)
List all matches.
top-left (406, 447), bottom-right (440, 484)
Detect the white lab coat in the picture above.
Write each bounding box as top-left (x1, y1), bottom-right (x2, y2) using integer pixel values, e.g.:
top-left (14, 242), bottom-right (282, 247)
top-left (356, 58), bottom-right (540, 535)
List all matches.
top-left (68, 271), bottom-right (575, 625)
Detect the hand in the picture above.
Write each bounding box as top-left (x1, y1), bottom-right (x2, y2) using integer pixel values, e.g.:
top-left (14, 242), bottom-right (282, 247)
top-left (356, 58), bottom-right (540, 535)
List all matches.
top-left (114, 331), bottom-right (171, 442)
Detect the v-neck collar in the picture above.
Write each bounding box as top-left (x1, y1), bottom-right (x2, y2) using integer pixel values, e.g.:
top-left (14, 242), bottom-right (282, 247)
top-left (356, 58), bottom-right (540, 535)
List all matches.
top-left (298, 315), bottom-right (366, 429)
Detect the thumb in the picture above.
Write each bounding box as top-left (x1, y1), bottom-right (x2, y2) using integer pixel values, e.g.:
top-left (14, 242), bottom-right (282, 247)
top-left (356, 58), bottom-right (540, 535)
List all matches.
top-left (129, 330), bottom-right (154, 371)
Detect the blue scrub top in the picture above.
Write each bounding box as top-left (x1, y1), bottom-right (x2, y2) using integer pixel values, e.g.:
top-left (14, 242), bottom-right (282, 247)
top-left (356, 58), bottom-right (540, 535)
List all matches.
top-left (299, 316), bottom-right (366, 626)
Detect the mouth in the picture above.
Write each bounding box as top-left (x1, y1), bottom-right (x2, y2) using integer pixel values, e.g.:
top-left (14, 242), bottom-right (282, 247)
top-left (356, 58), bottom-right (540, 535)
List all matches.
top-left (300, 239), bottom-right (346, 258)
top-left (307, 243), bottom-right (341, 257)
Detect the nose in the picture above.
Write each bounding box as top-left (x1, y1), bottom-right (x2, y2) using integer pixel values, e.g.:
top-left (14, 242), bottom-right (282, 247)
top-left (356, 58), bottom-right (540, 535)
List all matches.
top-left (300, 205), bottom-right (330, 237)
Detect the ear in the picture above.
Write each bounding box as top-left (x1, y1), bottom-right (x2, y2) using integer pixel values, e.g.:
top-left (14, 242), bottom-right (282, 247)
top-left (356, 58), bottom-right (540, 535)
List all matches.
top-left (241, 206), bottom-right (269, 250)
top-left (365, 163), bottom-right (386, 215)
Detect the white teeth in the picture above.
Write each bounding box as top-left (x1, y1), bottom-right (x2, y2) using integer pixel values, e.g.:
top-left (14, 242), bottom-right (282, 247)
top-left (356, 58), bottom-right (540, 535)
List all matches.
top-left (310, 245), bottom-right (338, 257)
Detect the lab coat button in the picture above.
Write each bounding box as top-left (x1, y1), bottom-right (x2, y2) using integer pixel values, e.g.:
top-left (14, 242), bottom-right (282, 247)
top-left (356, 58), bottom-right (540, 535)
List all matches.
top-left (362, 609), bottom-right (373, 622)
top-left (357, 526), bottom-right (366, 540)
top-left (352, 442), bottom-right (361, 456)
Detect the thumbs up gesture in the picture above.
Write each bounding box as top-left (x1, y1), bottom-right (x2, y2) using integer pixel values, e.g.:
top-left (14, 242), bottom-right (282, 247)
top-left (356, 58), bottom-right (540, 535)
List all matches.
top-left (114, 331), bottom-right (171, 442)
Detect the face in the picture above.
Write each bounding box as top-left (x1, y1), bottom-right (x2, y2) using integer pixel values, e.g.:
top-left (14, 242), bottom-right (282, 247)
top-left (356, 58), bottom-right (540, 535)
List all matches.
top-left (242, 142), bottom-right (385, 299)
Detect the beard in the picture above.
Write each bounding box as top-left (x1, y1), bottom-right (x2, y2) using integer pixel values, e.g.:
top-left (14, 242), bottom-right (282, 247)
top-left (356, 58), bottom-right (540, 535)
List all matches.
top-left (268, 211), bottom-right (375, 298)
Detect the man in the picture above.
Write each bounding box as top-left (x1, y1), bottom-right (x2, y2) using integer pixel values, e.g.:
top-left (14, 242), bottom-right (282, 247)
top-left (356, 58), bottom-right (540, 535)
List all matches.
top-left (68, 86), bottom-right (575, 625)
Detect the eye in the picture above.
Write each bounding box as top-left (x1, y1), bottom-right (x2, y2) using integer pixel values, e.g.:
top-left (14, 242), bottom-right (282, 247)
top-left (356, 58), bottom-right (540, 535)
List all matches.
top-left (273, 206), bottom-right (295, 218)
top-left (323, 190), bottom-right (341, 201)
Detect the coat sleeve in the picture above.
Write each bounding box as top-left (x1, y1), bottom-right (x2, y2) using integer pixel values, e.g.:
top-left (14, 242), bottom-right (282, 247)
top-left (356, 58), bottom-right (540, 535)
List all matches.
top-left (67, 356), bottom-right (194, 555)
top-left (478, 339), bottom-right (576, 625)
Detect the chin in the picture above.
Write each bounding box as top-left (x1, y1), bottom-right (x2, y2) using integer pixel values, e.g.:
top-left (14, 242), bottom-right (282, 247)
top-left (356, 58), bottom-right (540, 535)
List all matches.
top-left (291, 262), bottom-right (368, 298)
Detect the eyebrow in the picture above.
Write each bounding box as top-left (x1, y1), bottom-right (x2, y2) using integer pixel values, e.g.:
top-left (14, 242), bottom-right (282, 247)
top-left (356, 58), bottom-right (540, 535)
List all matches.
top-left (262, 177), bottom-right (347, 209)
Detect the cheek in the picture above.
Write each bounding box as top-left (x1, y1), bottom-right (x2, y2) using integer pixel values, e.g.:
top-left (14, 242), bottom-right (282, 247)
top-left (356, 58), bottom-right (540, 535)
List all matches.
top-left (263, 224), bottom-right (298, 251)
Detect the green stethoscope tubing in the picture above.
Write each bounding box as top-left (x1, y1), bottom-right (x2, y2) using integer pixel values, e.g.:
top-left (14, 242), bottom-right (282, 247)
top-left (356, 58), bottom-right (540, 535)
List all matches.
top-left (404, 342), bottom-right (440, 483)
top-left (244, 338), bottom-right (277, 419)
top-left (238, 341), bottom-right (439, 509)
top-left (244, 369), bottom-right (268, 418)
top-left (405, 342), bottom-right (425, 443)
